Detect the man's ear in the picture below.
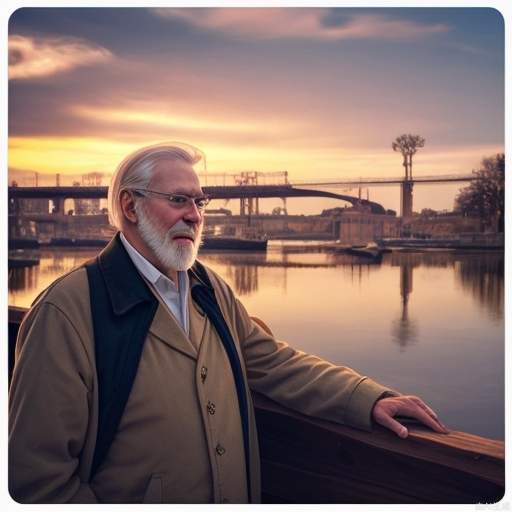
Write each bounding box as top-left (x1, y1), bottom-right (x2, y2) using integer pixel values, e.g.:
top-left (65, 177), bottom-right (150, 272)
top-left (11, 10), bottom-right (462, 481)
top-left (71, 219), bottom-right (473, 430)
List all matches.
top-left (120, 190), bottom-right (138, 224)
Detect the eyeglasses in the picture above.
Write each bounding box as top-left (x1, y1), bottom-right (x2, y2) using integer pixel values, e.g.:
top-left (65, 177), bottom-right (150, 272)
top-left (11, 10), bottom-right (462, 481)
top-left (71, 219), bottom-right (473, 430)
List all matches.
top-left (132, 188), bottom-right (211, 210)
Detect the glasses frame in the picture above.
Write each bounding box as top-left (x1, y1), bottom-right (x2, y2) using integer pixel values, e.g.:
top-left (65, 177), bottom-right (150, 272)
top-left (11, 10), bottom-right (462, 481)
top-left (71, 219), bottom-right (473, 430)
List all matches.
top-left (131, 188), bottom-right (211, 210)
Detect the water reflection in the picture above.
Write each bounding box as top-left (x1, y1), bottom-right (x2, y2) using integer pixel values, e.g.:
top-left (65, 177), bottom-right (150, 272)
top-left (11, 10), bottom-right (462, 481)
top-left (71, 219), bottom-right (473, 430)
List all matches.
top-left (202, 250), bottom-right (386, 296)
top-left (387, 251), bottom-right (454, 268)
top-left (7, 246), bottom-right (504, 439)
top-left (385, 251), bottom-right (504, 319)
top-left (9, 249), bottom-right (504, 325)
top-left (226, 265), bottom-right (259, 296)
top-left (200, 250), bottom-right (503, 355)
top-left (384, 251), bottom-right (503, 348)
top-left (391, 262), bottom-right (418, 350)
top-left (9, 266), bottom-right (38, 293)
top-left (8, 249), bottom-right (98, 307)
top-left (454, 253), bottom-right (504, 321)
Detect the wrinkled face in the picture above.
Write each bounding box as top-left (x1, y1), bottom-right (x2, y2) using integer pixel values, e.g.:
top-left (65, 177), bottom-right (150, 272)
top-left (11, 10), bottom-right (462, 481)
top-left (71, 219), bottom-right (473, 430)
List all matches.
top-left (135, 158), bottom-right (205, 271)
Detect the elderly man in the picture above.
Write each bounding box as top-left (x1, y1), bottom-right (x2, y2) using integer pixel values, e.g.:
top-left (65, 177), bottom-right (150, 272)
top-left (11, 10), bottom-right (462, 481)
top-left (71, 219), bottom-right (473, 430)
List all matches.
top-left (9, 143), bottom-right (448, 504)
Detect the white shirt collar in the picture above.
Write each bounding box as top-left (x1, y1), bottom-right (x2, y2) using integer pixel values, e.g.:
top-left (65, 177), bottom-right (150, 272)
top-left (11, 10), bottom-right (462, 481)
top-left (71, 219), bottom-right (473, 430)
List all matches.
top-left (119, 232), bottom-right (190, 334)
top-left (119, 232), bottom-right (178, 289)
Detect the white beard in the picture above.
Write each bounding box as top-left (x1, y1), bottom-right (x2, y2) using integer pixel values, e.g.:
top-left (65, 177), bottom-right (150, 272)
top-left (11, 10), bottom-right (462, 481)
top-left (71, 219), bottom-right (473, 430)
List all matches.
top-left (136, 206), bottom-right (202, 272)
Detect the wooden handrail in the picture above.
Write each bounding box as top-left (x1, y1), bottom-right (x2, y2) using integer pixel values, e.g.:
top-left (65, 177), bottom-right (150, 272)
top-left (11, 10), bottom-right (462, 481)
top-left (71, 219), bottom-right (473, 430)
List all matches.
top-left (9, 306), bottom-right (504, 503)
top-left (253, 392), bottom-right (504, 503)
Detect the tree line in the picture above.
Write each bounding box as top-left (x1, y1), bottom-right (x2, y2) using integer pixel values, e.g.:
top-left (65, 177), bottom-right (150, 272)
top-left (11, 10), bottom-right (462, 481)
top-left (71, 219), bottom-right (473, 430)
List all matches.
top-left (454, 153), bottom-right (504, 232)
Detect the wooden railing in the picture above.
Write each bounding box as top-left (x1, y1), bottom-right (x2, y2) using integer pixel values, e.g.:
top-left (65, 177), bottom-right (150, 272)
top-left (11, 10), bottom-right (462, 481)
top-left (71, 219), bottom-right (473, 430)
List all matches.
top-left (254, 392), bottom-right (504, 504)
top-left (9, 307), bottom-right (504, 504)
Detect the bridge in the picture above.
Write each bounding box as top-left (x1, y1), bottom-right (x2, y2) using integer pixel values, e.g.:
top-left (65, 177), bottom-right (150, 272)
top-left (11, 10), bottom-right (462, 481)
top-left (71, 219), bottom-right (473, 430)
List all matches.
top-left (288, 173), bottom-right (475, 187)
top-left (199, 171), bottom-right (476, 217)
top-left (8, 171), bottom-right (477, 242)
top-left (8, 172), bottom-right (476, 218)
top-left (8, 185), bottom-right (387, 214)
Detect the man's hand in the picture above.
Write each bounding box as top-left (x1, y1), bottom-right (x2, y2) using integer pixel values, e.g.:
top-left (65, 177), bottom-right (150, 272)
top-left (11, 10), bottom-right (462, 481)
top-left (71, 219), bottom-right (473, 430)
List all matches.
top-left (372, 395), bottom-right (449, 438)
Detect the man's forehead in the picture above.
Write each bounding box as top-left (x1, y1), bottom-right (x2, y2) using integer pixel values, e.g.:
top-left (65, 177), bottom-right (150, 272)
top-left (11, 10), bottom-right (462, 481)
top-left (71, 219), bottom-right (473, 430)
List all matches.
top-left (151, 158), bottom-right (202, 189)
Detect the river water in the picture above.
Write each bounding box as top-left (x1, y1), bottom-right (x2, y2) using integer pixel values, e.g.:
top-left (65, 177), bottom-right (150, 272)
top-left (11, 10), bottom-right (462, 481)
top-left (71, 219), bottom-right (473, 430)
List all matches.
top-left (8, 243), bottom-right (504, 440)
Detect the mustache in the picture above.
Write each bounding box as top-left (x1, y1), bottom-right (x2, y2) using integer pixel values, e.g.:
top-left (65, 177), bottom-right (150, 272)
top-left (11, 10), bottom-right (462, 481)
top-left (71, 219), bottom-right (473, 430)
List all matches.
top-left (167, 220), bottom-right (199, 240)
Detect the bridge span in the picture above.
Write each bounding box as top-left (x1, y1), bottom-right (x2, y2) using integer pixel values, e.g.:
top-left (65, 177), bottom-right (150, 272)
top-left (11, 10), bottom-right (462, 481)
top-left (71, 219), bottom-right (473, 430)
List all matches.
top-left (9, 171), bottom-right (475, 218)
top-left (290, 173), bottom-right (475, 187)
top-left (8, 185), bottom-right (386, 214)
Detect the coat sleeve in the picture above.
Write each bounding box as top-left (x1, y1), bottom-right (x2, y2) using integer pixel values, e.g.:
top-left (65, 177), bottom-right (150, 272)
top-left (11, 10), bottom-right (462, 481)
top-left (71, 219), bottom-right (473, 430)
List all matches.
top-left (223, 291), bottom-right (399, 432)
top-left (9, 302), bottom-right (98, 503)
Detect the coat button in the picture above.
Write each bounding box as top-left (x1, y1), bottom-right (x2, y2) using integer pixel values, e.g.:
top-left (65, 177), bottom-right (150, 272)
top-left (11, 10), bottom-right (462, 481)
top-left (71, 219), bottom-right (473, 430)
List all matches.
top-left (207, 401), bottom-right (216, 415)
top-left (216, 444), bottom-right (226, 456)
top-left (200, 366), bottom-right (208, 382)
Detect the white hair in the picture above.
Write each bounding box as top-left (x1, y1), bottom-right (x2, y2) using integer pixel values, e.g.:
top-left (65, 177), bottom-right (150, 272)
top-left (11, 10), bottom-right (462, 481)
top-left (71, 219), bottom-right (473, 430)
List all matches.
top-left (107, 142), bottom-right (205, 229)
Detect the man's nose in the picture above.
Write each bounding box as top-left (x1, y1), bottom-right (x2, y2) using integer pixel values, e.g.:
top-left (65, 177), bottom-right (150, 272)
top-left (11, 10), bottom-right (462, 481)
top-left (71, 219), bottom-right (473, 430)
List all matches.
top-left (183, 199), bottom-right (203, 224)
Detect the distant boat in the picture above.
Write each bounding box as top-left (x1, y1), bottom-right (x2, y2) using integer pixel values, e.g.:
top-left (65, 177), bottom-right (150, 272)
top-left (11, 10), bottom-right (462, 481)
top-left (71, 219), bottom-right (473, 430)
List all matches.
top-left (9, 239), bottom-right (40, 250)
top-left (8, 256), bottom-right (40, 268)
top-left (200, 236), bottom-right (268, 251)
top-left (345, 244), bottom-right (384, 262)
top-left (11, 235), bottom-right (268, 251)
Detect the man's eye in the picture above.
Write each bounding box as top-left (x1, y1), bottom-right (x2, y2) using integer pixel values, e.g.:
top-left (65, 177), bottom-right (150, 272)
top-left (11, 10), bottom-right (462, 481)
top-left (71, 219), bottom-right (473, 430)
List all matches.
top-left (169, 195), bottom-right (188, 204)
top-left (196, 199), bottom-right (207, 208)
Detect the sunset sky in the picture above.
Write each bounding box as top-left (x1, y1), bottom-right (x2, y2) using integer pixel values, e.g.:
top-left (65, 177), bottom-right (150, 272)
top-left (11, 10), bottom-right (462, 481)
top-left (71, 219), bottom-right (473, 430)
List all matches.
top-left (8, 7), bottom-right (504, 214)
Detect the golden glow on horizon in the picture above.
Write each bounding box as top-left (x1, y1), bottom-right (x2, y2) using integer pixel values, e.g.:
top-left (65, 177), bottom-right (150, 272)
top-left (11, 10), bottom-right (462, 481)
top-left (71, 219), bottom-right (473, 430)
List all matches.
top-left (9, 137), bottom-right (136, 174)
top-left (9, 135), bottom-right (503, 179)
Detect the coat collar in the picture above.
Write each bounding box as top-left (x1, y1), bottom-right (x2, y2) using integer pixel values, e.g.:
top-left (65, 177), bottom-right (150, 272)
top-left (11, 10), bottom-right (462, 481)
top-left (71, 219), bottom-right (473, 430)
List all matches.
top-left (97, 233), bottom-right (156, 316)
top-left (98, 232), bottom-right (209, 338)
top-left (97, 232), bottom-right (209, 316)
top-left (188, 261), bottom-right (212, 290)
top-left (97, 233), bottom-right (207, 359)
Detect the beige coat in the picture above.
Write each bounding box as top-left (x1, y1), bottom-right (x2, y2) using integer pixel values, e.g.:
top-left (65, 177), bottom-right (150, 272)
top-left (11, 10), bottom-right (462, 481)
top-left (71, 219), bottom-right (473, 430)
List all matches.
top-left (9, 240), bottom-right (395, 504)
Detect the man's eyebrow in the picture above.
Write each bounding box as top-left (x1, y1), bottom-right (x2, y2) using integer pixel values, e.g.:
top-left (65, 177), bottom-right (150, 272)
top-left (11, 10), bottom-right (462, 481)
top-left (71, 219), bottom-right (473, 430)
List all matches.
top-left (168, 188), bottom-right (205, 196)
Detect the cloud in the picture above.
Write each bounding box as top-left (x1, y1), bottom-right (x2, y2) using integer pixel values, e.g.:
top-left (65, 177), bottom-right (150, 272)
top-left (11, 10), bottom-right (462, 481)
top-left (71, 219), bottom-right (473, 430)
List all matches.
top-left (153, 8), bottom-right (450, 42)
top-left (8, 34), bottom-right (113, 80)
top-left (446, 41), bottom-right (489, 56)
top-left (70, 104), bottom-right (301, 137)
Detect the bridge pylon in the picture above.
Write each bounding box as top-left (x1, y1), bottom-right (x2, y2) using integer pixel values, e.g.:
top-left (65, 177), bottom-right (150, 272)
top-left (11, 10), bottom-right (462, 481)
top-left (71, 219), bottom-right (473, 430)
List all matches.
top-left (400, 180), bottom-right (413, 218)
top-left (236, 171), bottom-right (260, 216)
